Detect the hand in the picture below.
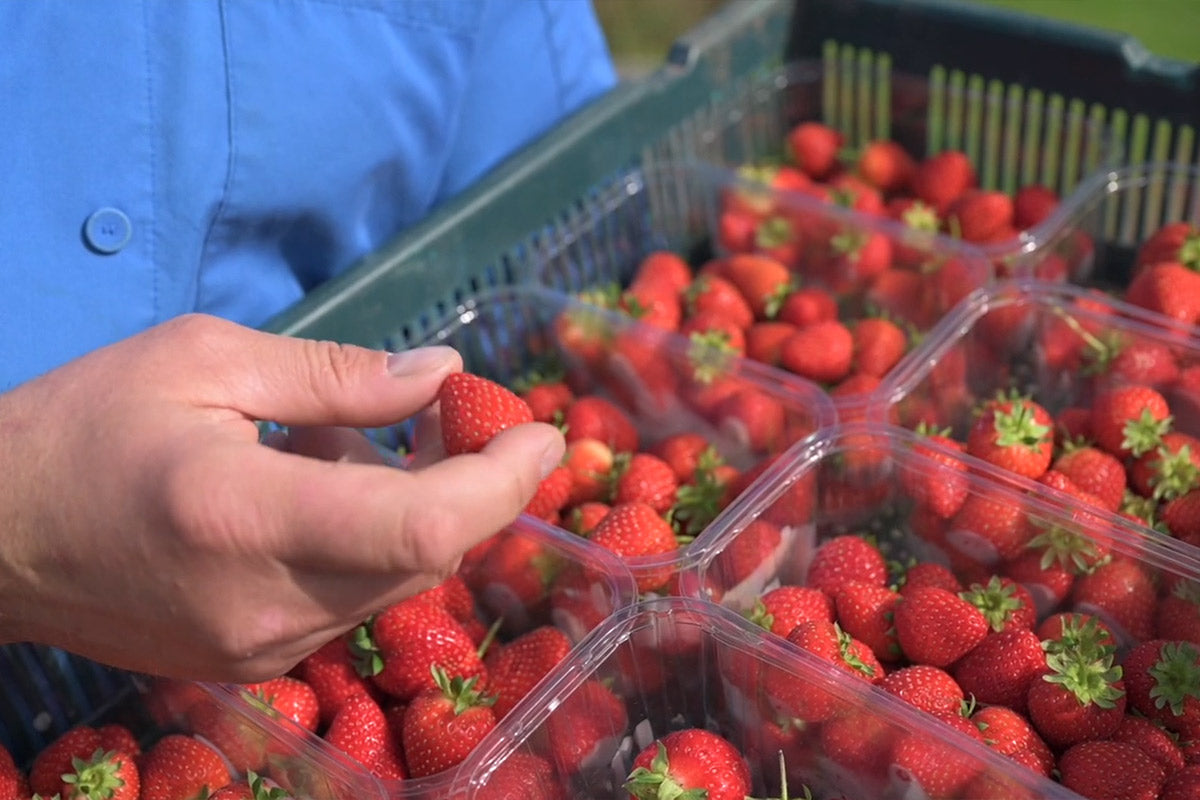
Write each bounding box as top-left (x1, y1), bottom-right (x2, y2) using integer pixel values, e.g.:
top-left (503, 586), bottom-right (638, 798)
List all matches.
top-left (0, 314), bottom-right (564, 682)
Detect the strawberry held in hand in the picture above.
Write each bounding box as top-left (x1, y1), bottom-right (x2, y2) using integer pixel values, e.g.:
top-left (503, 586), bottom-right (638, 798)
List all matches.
top-left (438, 372), bottom-right (534, 455)
top-left (625, 728), bottom-right (751, 800)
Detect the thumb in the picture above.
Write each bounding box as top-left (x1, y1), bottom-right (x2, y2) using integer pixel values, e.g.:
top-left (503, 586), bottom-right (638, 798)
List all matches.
top-left (163, 316), bottom-right (463, 428)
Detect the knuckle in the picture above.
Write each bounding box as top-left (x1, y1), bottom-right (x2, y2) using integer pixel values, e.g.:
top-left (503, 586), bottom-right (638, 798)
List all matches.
top-left (397, 503), bottom-right (462, 578)
top-left (294, 339), bottom-right (373, 413)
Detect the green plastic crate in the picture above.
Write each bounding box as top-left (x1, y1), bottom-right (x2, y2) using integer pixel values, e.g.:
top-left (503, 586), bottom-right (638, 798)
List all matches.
top-left (262, 0), bottom-right (1200, 348)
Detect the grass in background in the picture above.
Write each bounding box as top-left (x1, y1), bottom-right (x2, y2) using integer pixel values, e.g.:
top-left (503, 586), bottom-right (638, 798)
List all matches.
top-left (595, 0), bottom-right (1200, 78)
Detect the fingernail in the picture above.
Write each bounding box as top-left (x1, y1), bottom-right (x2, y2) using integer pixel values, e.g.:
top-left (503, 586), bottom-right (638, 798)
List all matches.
top-left (539, 434), bottom-right (567, 479)
top-left (386, 346), bottom-right (458, 377)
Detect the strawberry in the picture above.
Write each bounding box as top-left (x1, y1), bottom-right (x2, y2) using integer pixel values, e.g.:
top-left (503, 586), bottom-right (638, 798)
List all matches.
top-left (1012, 184), bottom-right (1059, 230)
top-left (31, 727), bottom-right (104, 798)
top-left (483, 625), bottom-right (570, 720)
top-left (805, 535), bottom-right (887, 596)
top-left (1163, 487), bottom-right (1200, 548)
top-left (897, 561), bottom-right (962, 596)
top-left (588, 502), bottom-right (680, 593)
top-left (776, 285), bottom-right (838, 327)
top-left (1158, 579), bottom-right (1200, 641)
top-left (722, 253), bottom-right (793, 320)
top-left (834, 580), bottom-right (903, 662)
top-left (948, 488), bottom-right (1035, 564)
top-left (438, 372), bottom-right (534, 455)
top-left (965, 395), bottom-right (1053, 480)
top-left (61, 747), bottom-right (139, 800)
top-left (357, 597), bottom-right (486, 702)
top-left (898, 427), bottom-right (970, 519)
top-left (138, 735), bottom-right (232, 800)
top-left (1071, 555), bottom-right (1158, 643)
top-left (1058, 740), bottom-right (1167, 800)
top-left (880, 664), bottom-right (964, 715)
top-left (562, 437), bottom-right (614, 506)
top-left (467, 531), bottom-right (561, 619)
top-left (1052, 441), bottom-right (1127, 512)
top-left (1100, 337), bottom-right (1181, 387)
top-left (828, 229), bottom-right (891, 283)
top-left (1109, 714), bottom-right (1187, 775)
top-left (0, 744), bottom-right (28, 800)
top-left (650, 433), bottom-right (712, 483)
top-left (960, 575), bottom-right (1037, 632)
top-left (970, 705), bottom-right (1050, 767)
top-left (779, 319), bottom-right (854, 384)
top-left (747, 584), bottom-right (835, 638)
top-left (718, 207), bottom-right (760, 252)
top-left (707, 518), bottom-right (784, 596)
top-left (912, 150), bottom-right (976, 214)
top-left (516, 376), bottom-right (574, 424)
top-left (1035, 612), bottom-right (1117, 657)
top-left (714, 387), bottom-right (786, 453)
top-left (856, 139), bottom-right (916, 193)
top-left (1089, 384), bottom-right (1173, 460)
top-left (633, 250), bottom-right (693, 296)
top-left (241, 676), bottom-right (320, 733)
top-left (1123, 639), bottom-right (1200, 737)
top-left (852, 316), bottom-right (908, 378)
top-left (401, 667), bottom-right (497, 778)
top-left (563, 396), bottom-right (638, 454)
top-left (952, 625), bottom-right (1046, 712)
top-left (1130, 430), bottom-right (1200, 501)
top-left (545, 679), bottom-right (627, 775)
top-left (683, 273), bottom-right (754, 330)
top-left (475, 752), bottom-right (565, 800)
top-left (620, 280), bottom-right (684, 331)
top-left (1137, 221), bottom-right (1200, 271)
top-left (1026, 644), bottom-right (1126, 748)
top-left (893, 586), bottom-right (989, 667)
top-left (890, 712), bottom-right (985, 799)
top-left (610, 452), bottom-right (678, 514)
top-left (1162, 764), bottom-right (1200, 800)
top-left (626, 729), bottom-right (750, 800)
top-left (324, 687), bottom-right (406, 779)
top-left (787, 121), bottom-right (843, 180)
top-left (1127, 261), bottom-right (1200, 325)
top-left (744, 320), bottom-right (797, 366)
top-left (946, 190), bottom-right (1014, 243)
top-left (521, 465), bottom-right (572, 521)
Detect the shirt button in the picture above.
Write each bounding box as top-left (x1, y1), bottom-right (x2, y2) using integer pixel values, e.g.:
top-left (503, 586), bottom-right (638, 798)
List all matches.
top-left (83, 207), bottom-right (132, 254)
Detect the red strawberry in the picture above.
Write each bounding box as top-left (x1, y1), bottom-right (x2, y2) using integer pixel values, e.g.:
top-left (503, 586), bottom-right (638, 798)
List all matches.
top-left (683, 273), bottom-right (755, 330)
top-left (714, 388), bottom-right (786, 453)
top-left (890, 712), bottom-right (986, 799)
top-left (633, 250), bottom-right (693, 296)
top-left (787, 121), bottom-right (843, 180)
top-left (1013, 184), bottom-right (1059, 230)
top-left (1026, 646), bottom-right (1126, 748)
top-left (898, 561), bottom-right (963, 596)
top-left (621, 278), bottom-right (684, 333)
top-left (358, 597), bottom-right (486, 702)
top-left (707, 519), bottom-right (784, 597)
top-left (778, 621), bottom-right (883, 722)
top-left (913, 150), bottom-right (976, 214)
top-left (1109, 714), bottom-right (1187, 775)
top-left (475, 752), bottom-right (565, 800)
top-left (1052, 442), bottom-right (1127, 512)
top-left (856, 139), bottom-right (916, 193)
top-left (744, 320), bottom-right (798, 366)
top-left (852, 316), bottom-right (908, 378)
top-left (1071, 555), bottom-right (1158, 643)
top-left (880, 664), bottom-right (965, 715)
top-left (610, 452), bottom-right (679, 514)
top-left (747, 584), bottom-right (835, 638)
top-left (1161, 764), bottom-right (1200, 800)
top-left (952, 625), bottom-right (1046, 712)
top-left (779, 319), bottom-right (854, 384)
top-left (948, 488), bottom-right (1035, 564)
top-left (546, 679), bottom-right (627, 775)
top-left (324, 689), bottom-right (406, 779)
top-left (834, 580), bottom-right (903, 662)
top-left (898, 427), bottom-right (970, 519)
top-left (138, 735), bottom-right (233, 800)
top-left (650, 433), bottom-right (712, 483)
top-left (1137, 221), bottom-right (1200, 272)
top-left (1157, 579), bottom-right (1200, 641)
top-left (518, 378), bottom-right (574, 424)
top-left (777, 285), bottom-right (838, 327)
top-left (829, 173), bottom-right (886, 216)
top-left (946, 190), bottom-right (1014, 243)
top-left (805, 535), bottom-right (888, 596)
top-left (1100, 337), bottom-right (1181, 386)
top-left (893, 586), bottom-right (989, 667)
top-left (818, 707), bottom-right (895, 782)
top-left (588, 502), bottom-right (680, 593)
top-left (241, 676), bottom-right (320, 733)
top-left (1164, 487), bottom-right (1200, 548)
top-left (1091, 383), bottom-right (1174, 458)
top-left (563, 396), bottom-right (639, 454)
top-left (966, 395), bottom-right (1054, 479)
top-left (438, 372), bottom-right (534, 455)
top-left (1123, 639), bottom-right (1200, 737)
top-left (61, 747), bottom-right (139, 800)
top-left (0, 744), bottom-right (28, 800)
top-left (401, 667), bottom-right (498, 778)
top-left (1127, 261), bottom-right (1200, 325)
top-left (483, 626), bottom-right (571, 720)
top-left (626, 730), bottom-right (750, 800)
top-left (960, 575), bottom-right (1037, 632)
top-left (31, 727), bottom-right (103, 798)
top-left (1034, 612), bottom-right (1117, 656)
top-left (971, 704), bottom-right (1050, 766)
top-left (828, 229), bottom-right (892, 283)
top-left (562, 437), bottom-right (614, 505)
top-left (722, 253), bottom-right (793, 320)
top-left (1058, 740), bottom-right (1167, 800)
top-left (1130, 430), bottom-right (1200, 501)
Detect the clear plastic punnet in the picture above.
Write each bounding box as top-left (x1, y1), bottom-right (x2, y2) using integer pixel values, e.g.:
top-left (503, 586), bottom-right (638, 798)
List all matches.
top-left (457, 596), bottom-right (1084, 800)
top-left (682, 421), bottom-right (1200, 799)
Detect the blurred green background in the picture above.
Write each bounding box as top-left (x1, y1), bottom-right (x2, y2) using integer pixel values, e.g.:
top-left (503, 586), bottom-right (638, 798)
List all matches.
top-left (594, 0), bottom-right (1200, 78)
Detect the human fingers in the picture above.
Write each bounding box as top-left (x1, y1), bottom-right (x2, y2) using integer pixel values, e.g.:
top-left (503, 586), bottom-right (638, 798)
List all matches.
top-left (283, 426), bottom-right (389, 465)
top-left (407, 405), bottom-right (446, 469)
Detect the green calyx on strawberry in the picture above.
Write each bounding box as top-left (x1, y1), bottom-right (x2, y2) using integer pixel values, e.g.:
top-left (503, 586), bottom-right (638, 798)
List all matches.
top-left (1042, 615), bottom-right (1115, 663)
top-left (900, 200), bottom-right (940, 232)
top-left (959, 576), bottom-right (1024, 632)
top-left (1120, 489), bottom-right (1165, 531)
top-left (1123, 408), bottom-right (1174, 458)
top-left (428, 665), bottom-right (495, 716)
top-left (62, 750), bottom-right (127, 800)
top-left (832, 623), bottom-right (878, 679)
top-left (686, 330), bottom-right (737, 384)
top-left (1148, 443), bottom-right (1200, 501)
top-left (241, 772), bottom-right (289, 800)
top-left (667, 449), bottom-right (728, 537)
top-left (625, 742), bottom-right (703, 800)
top-left (1181, 231), bottom-right (1200, 270)
top-left (1147, 641), bottom-right (1200, 717)
top-left (1025, 522), bottom-right (1108, 575)
top-left (1041, 649), bottom-right (1125, 709)
top-left (989, 400), bottom-right (1051, 449)
top-left (830, 230), bottom-right (867, 257)
top-left (348, 619), bottom-right (384, 678)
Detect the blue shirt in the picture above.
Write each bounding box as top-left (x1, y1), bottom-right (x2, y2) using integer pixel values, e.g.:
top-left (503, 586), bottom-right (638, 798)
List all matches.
top-left (0, 0), bottom-right (616, 390)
